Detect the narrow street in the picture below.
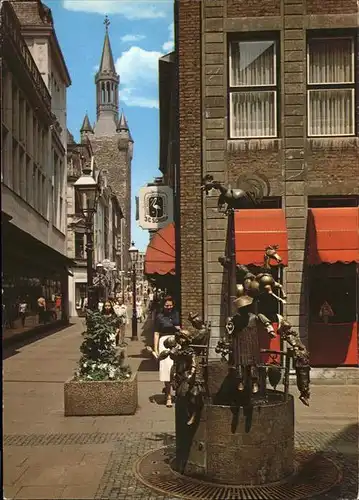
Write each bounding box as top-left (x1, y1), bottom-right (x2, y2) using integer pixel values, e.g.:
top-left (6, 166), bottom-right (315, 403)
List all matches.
top-left (3, 318), bottom-right (358, 499)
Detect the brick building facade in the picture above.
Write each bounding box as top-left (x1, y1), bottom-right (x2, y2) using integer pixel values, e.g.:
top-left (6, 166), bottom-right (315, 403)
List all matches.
top-left (171, 0), bottom-right (358, 365)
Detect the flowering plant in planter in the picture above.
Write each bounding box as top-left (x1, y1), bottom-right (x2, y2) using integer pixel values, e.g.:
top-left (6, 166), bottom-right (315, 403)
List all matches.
top-left (74, 310), bottom-right (131, 381)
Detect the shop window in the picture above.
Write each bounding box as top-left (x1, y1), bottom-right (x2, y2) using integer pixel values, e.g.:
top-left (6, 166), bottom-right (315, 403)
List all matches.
top-left (308, 196), bottom-right (358, 208)
top-left (249, 196), bottom-right (282, 209)
top-left (307, 35), bottom-right (356, 137)
top-left (309, 264), bottom-right (357, 324)
top-left (229, 36), bottom-right (279, 138)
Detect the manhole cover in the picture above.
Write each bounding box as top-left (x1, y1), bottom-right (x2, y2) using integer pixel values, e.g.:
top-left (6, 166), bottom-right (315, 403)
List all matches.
top-left (135, 447), bottom-right (342, 500)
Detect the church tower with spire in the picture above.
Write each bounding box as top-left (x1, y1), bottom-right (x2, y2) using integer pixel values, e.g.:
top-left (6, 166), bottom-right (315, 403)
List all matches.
top-left (94, 16), bottom-right (119, 136)
top-left (80, 16), bottom-right (133, 273)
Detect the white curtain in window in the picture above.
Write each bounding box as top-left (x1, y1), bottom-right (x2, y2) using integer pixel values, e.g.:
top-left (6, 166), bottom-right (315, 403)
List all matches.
top-left (230, 41), bottom-right (275, 86)
top-left (308, 89), bottom-right (354, 136)
top-left (230, 91), bottom-right (276, 138)
top-left (308, 38), bottom-right (353, 84)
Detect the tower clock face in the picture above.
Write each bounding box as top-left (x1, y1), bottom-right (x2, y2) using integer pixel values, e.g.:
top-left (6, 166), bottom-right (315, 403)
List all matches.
top-left (149, 196), bottom-right (164, 219)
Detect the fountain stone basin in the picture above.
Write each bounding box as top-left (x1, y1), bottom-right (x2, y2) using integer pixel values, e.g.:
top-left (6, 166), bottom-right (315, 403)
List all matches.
top-left (176, 362), bottom-right (295, 486)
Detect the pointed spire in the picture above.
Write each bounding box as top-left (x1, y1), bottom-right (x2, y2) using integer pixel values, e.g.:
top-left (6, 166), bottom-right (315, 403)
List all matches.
top-left (117, 111), bottom-right (134, 142)
top-left (98, 16), bottom-right (116, 75)
top-left (116, 111), bottom-right (134, 142)
top-left (116, 111), bottom-right (128, 132)
top-left (80, 113), bottom-right (94, 133)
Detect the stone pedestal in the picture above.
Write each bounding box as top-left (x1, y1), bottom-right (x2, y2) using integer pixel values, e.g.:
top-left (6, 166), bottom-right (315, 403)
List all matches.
top-left (180, 394), bottom-right (294, 485)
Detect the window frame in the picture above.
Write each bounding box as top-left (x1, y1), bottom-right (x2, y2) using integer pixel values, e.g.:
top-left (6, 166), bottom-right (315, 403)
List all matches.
top-left (309, 263), bottom-right (357, 324)
top-left (74, 232), bottom-right (86, 260)
top-left (306, 35), bottom-right (356, 138)
top-left (228, 35), bottom-right (280, 140)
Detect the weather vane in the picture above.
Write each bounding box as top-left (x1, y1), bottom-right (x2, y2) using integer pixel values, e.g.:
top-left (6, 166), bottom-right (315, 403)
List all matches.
top-left (104, 15), bottom-right (110, 30)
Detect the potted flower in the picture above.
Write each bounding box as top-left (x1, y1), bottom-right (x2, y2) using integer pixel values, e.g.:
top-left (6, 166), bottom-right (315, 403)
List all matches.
top-left (64, 310), bottom-right (138, 416)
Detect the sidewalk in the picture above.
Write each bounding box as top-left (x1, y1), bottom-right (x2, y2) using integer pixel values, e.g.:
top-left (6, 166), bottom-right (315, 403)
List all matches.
top-left (3, 317), bottom-right (358, 500)
top-left (2, 315), bottom-right (64, 346)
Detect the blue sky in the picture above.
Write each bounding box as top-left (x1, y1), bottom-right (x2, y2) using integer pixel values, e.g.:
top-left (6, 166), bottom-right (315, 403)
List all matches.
top-left (49, 0), bottom-right (174, 251)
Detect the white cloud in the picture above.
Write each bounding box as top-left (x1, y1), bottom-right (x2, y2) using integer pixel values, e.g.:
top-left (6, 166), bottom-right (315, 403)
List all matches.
top-left (162, 22), bottom-right (174, 52)
top-left (116, 46), bottom-right (162, 108)
top-left (121, 88), bottom-right (159, 108)
top-left (121, 34), bottom-right (146, 43)
top-left (62, 0), bottom-right (170, 20)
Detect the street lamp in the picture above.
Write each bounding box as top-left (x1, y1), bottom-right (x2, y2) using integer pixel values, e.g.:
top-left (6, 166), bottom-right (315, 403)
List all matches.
top-left (129, 241), bottom-right (139, 341)
top-left (74, 163), bottom-right (100, 310)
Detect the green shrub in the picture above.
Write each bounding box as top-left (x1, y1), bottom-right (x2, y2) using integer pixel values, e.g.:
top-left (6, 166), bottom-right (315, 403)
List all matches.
top-left (74, 310), bottom-right (131, 381)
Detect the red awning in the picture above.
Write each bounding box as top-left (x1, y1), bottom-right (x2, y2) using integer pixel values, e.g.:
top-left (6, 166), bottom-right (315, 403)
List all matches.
top-left (308, 208), bottom-right (359, 265)
top-left (144, 223), bottom-right (175, 275)
top-left (234, 209), bottom-right (288, 266)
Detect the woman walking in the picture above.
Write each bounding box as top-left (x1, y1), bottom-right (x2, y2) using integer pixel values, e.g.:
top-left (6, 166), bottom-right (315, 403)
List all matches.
top-left (136, 298), bottom-right (143, 323)
top-left (113, 298), bottom-right (128, 347)
top-left (153, 296), bottom-right (180, 408)
top-left (18, 299), bottom-right (28, 328)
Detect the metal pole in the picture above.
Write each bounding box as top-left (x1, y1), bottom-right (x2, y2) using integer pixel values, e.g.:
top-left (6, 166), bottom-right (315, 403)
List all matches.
top-left (120, 219), bottom-right (125, 302)
top-left (228, 209), bottom-right (237, 317)
top-left (131, 263), bottom-right (138, 340)
top-left (86, 223), bottom-right (95, 310)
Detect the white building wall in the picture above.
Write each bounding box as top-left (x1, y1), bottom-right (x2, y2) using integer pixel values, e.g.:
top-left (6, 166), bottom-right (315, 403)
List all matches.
top-left (8, 32), bottom-right (70, 256)
top-left (1, 67), bottom-right (66, 254)
top-left (68, 269), bottom-right (88, 316)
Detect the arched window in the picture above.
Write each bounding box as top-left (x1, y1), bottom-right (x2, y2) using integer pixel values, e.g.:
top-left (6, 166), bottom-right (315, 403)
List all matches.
top-left (101, 83), bottom-right (105, 103)
top-left (106, 82), bottom-right (111, 103)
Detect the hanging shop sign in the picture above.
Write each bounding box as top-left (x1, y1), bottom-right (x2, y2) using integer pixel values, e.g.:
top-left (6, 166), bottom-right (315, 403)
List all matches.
top-left (138, 185), bottom-right (174, 230)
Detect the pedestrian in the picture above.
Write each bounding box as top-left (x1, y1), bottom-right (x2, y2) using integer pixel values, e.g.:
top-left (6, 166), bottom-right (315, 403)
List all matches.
top-left (98, 298), bottom-right (104, 313)
top-left (18, 299), bottom-right (28, 328)
top-left (153, 296), bottom-right (180, 408)
top-left (113, 299), bottom-right (128, 347)
top-left (55, 294), bottom-right (61, 312)
top-left (37, 296), bottom-right (46, 324)
top-left (136, 297), bottom-right (143, 323)
top-left (101, 300), bottom-right (121, 346)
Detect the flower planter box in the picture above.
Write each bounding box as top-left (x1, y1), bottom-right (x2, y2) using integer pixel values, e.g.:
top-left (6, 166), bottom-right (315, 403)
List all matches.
top-left (64, 372), bottom-right (138, 416)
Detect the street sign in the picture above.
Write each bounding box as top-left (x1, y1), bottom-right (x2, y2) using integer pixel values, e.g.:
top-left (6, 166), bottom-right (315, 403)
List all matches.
top-left (138, 185), bottom-right (174, 230)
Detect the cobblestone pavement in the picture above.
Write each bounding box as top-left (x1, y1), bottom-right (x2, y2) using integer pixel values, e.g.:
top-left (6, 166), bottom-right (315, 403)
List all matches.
top-left (3, 318), bottom-right (358, 500)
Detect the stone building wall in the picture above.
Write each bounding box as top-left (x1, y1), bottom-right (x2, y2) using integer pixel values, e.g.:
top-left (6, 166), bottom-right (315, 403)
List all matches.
top-left (90, 136), bottom-right (131, 273)
top-left (177, 0), bottom-right (203, 326)
top-left (177, 0), bottom-right (359, 353)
